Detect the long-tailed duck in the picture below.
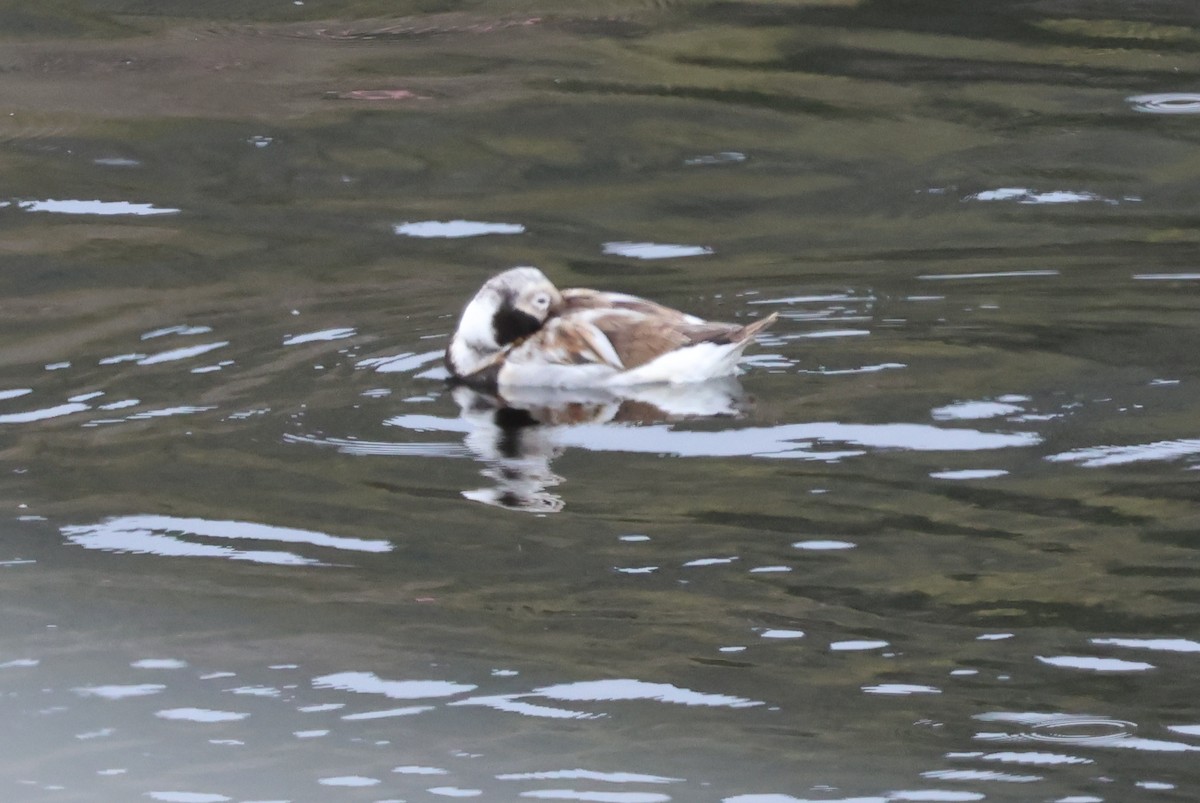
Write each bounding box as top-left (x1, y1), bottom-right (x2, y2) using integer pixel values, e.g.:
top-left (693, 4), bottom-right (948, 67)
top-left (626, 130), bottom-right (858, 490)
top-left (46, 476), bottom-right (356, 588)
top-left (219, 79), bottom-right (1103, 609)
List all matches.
top-left (445, 266), bottom-right (778, 388)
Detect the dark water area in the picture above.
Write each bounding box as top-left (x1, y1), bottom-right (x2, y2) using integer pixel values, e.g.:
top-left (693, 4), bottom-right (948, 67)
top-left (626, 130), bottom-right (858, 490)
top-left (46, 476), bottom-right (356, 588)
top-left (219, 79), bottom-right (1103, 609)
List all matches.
top-left (1, 1), bottom-right (1198, 801)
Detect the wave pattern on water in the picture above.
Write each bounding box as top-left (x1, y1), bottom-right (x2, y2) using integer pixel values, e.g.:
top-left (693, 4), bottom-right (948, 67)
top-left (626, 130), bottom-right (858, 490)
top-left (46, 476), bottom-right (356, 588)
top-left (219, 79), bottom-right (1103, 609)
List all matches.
top-left (60, 514), bottom-right (392, 566)
top-left (1046, 439), bottom-right (1200, 468)
top-left (3, 2), bottom-right (1200, 801)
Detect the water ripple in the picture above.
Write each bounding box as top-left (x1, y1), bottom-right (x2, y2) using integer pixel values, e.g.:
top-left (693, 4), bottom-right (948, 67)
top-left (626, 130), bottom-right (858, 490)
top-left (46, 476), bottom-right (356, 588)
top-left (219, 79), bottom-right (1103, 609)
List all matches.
top-left (13, 198), bottom-right (181, 216)
top-left (384, 411), bottom-right (1039, 460)
top-left (395, 220), bottom-right (525, 238)
top-left (61, 514), bottom-right (391, 566)
top-left (964, 188), bottom-right (1132, 205)
top-left (519, 791), bottom-right (670, 801)
top-left (1090, 637), bottom-right (1200, 653)
top-left (497, 770), bottom-right (682, 784)
top-left (602, 241), bottom-right (713, 259)
top-left (137, 341), bottom-right (229, 366)
top-left (283, 327), bottom-right (357, 346)
top-left (1036, 655), bottom-right (1155, 672)
top-left (73, 683), bottom-right (166, 699)
top-left (1046, 438), bottom-right (1200, 467)
top-left (357, 349), bottom-right (444, 373)
top-left (312, 671), bottom-right (476, 698)
top-left (1128, 93), bottom-right (1200, 114)
top-left (969, 711), bottom-right (1200, 754)
top-left (0, 401), bottom-right (90, 424)
top-left (918, 270), bottom-right (1059, 281)
top-left (156, 708), bottom-right (249, 722)
top-left (142, 325), bottom-right (213, 340)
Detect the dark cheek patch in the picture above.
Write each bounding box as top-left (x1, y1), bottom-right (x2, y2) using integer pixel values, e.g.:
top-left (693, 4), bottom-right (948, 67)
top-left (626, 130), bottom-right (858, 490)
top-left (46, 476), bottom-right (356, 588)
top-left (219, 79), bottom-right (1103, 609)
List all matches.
top-left (493, 305), bottom-right (542, 346)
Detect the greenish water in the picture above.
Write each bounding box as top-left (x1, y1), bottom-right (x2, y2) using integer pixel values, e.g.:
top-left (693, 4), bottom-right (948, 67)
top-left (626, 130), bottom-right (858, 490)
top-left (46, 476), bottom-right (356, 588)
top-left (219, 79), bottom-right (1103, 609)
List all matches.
top-left (0, 2), bottom-right (1198, 801)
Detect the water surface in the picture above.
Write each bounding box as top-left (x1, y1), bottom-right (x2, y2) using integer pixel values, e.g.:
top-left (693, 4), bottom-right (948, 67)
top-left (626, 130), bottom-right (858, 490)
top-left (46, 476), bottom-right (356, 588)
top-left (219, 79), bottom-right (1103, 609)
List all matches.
top-left (1, 2), bottom-right (1198, 801)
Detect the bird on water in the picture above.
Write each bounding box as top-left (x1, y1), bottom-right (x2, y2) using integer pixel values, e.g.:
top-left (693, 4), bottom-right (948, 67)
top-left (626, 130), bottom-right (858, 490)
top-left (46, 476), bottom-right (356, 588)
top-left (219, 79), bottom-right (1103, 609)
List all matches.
top-left (445, 266), bottom-right (778, 388)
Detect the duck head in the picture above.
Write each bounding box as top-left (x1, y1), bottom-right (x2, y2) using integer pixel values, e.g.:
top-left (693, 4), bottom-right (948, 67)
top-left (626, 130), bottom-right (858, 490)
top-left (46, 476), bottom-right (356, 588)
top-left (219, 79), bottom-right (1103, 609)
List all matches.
top-left (446, 266), bottom-right (562, 379)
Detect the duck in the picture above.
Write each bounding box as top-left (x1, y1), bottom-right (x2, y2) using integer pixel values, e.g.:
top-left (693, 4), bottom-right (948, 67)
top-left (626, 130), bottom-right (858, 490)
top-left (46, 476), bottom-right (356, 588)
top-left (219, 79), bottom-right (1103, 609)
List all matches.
top-left (445, 266), bottom-right (778, 388)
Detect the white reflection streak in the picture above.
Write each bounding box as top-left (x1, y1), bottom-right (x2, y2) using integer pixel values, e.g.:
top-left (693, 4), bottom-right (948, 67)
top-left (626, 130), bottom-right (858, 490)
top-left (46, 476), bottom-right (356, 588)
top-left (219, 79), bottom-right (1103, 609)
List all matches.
top-left (452, 679), bottom-right (762, 721)
top-left (341, 706), bottom-right (434, 720)
top-left (831, 640), bottom-right (890, 651)
top-left (974, 712), bottom-right (1104, 726)
top-left (65, 514), bottom-right (390, 552)
top-left (1036, 655), bottom-right (1155, 672)
top-left (450, 694), bottom-right (603, 720)
top-left (760, 629), bottom-right (805, 640)
top-left (930, 470), bottom-right (1008, 480)
top-left (126, 406), bottom-right (216, 420)
top-left (138, 342), bottom-right (229, 365)
top-left (312, 671), bottom-right (476, 698)
top-left (0, 401), bottom-right (91, 424)
top-left (1090, 637), bottom-right (1200, 653)
top-left (17, 199), bottom-right (180, 216)
top-left (534, 679), bottom-right (762, 709)
top-left (917, 270), bottom-right (1059, 280)
top-left (142, 325), bottom-right (213, 340)
top-left (74, 684), bottom-right (166, 699)
top-left (1046, 438), bottom-right (1200, 467)
top-left (283, 327), bottom-right (357, 345)
top-left (922, 769), bottom-right (1041, 783)
top-left (796, 329), bottom-right (870, 339)
top-left (724, 797), bottom-right (886, 803)
top-left (357, 349), bottom-right (445, 373)
top-left (62, 528), bottom-right (319, 565)
top-left (156, 708), bottom-right (249, 722)
top-left (1128, 93), bottom-right (1200, 114)
top-left (967, 188), bottom-right (1116, 204)
top-left (931, 401), bottom-right (1022, 421)
top-left (862, 684), bottom-right (942, 695)
top-left (748, 293), bottom-right (865, 304)
top-left (979, 751), bottom-right (1092, 766)
top-left (602, 241), bottom-right (713, 259)
top-left (496, 770), bottom-right (682, 784)
top-left (100, 352), bottom-right (147, 365)
top-left (799, 362), bottom-right (906, 376)
top-left (61, 514), bottom-right (390, 566)
top-left (1088, 737), bottom-right (1200, 753)
top-left (383, 415), bottom-right (1039, 458)
top-left (319, 776), bottom-right (380, 787)
top-left (520, 791), bottom-right (671, 802)
top-left (971, 712), bottom-right (1199, 753)
top-left (133, 659), bottom-right (187, 669)
top-left (395, 220), bottom-right (525, 238)
top-left (283, 432), bottom-right (471, 458)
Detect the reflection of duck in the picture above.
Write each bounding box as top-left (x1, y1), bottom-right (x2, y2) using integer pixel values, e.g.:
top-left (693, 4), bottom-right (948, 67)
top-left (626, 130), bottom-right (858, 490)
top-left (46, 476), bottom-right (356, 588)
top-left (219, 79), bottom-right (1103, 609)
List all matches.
top-left (445, 267), bottom-right (778, 388)
top-left (454, 380), bottom-right (750, 513)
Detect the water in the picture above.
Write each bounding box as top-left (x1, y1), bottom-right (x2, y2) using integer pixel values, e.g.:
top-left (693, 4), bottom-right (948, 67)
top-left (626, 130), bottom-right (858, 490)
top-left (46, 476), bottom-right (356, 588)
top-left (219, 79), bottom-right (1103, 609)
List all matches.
top-left (1, 2), bottom-right (1198, 801)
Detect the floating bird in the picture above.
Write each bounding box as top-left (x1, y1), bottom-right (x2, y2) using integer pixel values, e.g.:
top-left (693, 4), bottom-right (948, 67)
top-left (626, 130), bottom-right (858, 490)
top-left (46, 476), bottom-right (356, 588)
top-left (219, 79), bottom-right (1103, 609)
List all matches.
top-left (445, 266), bottom-right (777, 388)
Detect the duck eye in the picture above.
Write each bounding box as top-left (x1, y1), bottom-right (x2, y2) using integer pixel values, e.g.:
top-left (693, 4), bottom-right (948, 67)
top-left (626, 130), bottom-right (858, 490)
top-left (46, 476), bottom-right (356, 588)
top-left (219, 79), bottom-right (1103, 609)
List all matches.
top-left (532, 293), bottom-right (550, 308)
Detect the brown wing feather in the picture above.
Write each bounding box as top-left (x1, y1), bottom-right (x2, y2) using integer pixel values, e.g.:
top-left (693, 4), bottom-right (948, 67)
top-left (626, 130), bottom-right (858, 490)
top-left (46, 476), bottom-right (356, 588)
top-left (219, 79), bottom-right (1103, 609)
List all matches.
top-left (559, 288), bottom-right (698, 326)
top-left (611, 312), bottom-right (778, 368)
top-left (590, 315), bottom-right (740, 368)
top-left (504, 302), bottom-right (778, 374)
